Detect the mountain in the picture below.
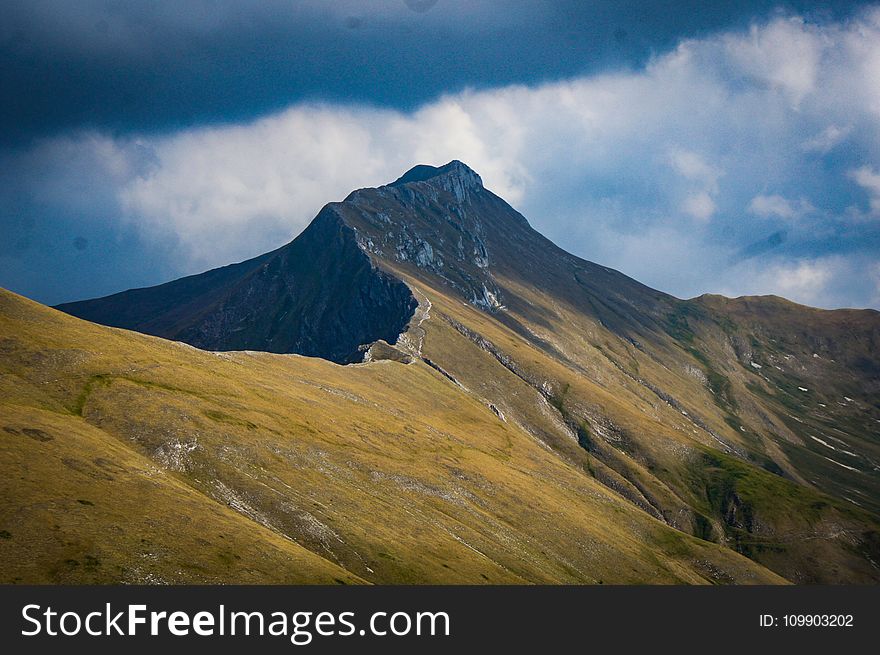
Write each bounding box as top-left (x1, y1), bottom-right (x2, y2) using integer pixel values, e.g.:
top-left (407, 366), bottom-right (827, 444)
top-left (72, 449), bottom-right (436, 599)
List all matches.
top-left (55, 160), bottom-right (672, 363)
top-left (4, 160), bottom-right (879, 583)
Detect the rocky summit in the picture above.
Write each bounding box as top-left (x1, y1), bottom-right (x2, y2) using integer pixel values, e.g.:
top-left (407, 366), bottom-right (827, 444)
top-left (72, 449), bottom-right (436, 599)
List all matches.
top-left (56, 160), bottom-right (508, 362)
top-left (2, 161), bottom-right (878, 584)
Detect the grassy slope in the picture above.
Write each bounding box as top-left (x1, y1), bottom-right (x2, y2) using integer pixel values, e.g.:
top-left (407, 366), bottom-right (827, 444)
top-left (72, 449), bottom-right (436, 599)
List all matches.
top-left (332, 174), bottom-right (880, 583)
top-left (0, 289), bottom-right (783, 584)
top-left (395, 271), bottom-right (880, 584)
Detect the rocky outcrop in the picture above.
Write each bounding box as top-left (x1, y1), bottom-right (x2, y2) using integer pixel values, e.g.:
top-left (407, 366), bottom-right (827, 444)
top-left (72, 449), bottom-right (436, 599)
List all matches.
top-left (58, 206), bottom-right (418, 364)
top-left (342, 161), bottom-right (506, 311)
top-left (57, 160), bottom-right (516, 361)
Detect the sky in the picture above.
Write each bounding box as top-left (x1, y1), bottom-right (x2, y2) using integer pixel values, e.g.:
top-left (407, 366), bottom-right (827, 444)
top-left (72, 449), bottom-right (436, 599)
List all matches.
top-left (2, 1), bottom-right (880, 310)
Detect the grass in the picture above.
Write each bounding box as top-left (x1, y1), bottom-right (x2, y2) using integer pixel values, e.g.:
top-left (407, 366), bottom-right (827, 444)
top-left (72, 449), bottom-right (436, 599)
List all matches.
top-left (0, 288), bottom-right (790, 585)
top-left (394, 272), bottom-right (880, 584)
top-left (3, 268), bottom-right (879, 585)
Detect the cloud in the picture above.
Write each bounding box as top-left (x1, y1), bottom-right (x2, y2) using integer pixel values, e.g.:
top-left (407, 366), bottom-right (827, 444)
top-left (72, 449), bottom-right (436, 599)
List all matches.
top-left (748, 194), bottom-right (814, 219)
top-left (801, 124), bottom-right (852, 153)
top-left (719, 255), bottom-right (880, 309)
top-left (732, 230), bottom-right (787, 263)
top-left (721, 258), bottom-right (832, 305)
top-left (668, 149), bottom-right (722, 221)
top-left (669, 149), bottom-right (722, 192)
top-left (110, 100), bottom-right (533, 269)
top-left (758, 259), bottom-right (832, 301)
top-left (721, 16), bottom-right (822, 106)
top-left (682, 192), bottom-right (717, 221)
top-left (117, 108), bottom-right (396, 267)
top-left (850, 165), bottom-right (880, 214)
top-left (12, 0), bottom-right (854, 145)
top-left (3, 7), bottom-right (880, 308)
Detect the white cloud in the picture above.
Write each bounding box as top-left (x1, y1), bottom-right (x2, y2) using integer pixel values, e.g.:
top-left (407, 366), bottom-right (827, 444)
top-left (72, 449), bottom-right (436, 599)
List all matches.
top-left (109, 100), bottom-right (533, 268)
top-left (801, 124), bottom-right (852, 153)
top-left (748, 194), bottom-right (814, 219)
top-left (669, 149), bottom-right (722, 192)
top-left (668, 149), bottom-right (722, 221)
top-left (721, 16), bottom-right (823, 106)
top-left (682, 192), bottom-right (717, 221)
top-left (721, 259), bottom-right (831, 305)
top-left (117, 107), bottom-right (398, 266)
top-left (760, 259), bottom-right (833, 303)
top-left (7, 9), bottom-right (880, 308)
top-left (717, 256), bottom-right (877, 309)
top-left (849, 165), bottom-right (880, 215)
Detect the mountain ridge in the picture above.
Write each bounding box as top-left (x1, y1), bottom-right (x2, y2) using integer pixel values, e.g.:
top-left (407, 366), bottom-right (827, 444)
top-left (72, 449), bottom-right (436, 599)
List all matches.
top-left (29, 160), bottom-right (880, 583)
top-left (59, 161), bottom-right (877, 358)
top-left (56, 160), bottom-right (671, 362)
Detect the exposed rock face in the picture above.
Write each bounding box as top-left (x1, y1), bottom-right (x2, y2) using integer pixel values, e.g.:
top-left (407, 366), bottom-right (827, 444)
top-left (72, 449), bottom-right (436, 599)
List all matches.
top-left (342, 160), bottom-right (508, 312)
top-left (57, 205), bottom-right (418, 364)
top-left (341, 159), bottom-right (677, 332)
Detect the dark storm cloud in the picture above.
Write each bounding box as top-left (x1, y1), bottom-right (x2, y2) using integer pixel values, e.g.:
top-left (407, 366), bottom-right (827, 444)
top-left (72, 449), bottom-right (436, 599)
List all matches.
top-left (0, 0), bottom-right (870, 144)
top-left (2, 1), bottom-right (880, 310)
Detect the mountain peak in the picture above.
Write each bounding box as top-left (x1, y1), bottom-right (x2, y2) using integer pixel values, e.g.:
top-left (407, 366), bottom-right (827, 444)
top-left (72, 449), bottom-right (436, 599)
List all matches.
top-left (389, 160), bottom-right (483, 195)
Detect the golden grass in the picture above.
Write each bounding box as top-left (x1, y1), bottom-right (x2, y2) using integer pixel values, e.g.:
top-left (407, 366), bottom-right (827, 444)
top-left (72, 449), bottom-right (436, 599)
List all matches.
top-left (0, 288), bottom-right (786, 584)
